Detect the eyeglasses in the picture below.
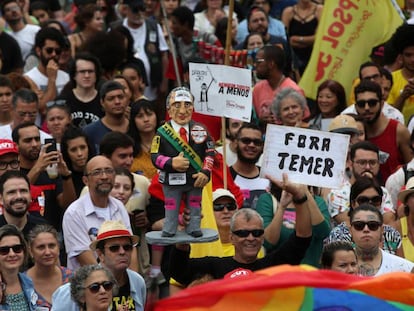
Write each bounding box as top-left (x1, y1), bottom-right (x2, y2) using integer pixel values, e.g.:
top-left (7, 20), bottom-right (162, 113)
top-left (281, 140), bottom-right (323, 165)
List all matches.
top-left (213, 202), bottom-right (237, 212)
top-left (355, 195), bottom-right (382, 207)
top-left (0, 244), bottom-right (24, 256)
top-left (238, 137), bottom-right (263, 146)
top-left (86, 168), bottom-right (115, 177)
top-left (44, 47), bottom-right (62, 55)
top-left (107, 243), bottom-right (134, 252)
top-left (232, 229), bottom-right (264, 238)
top-left (362, 73), bottom-right (381, 81)
top-left (85, 281), bottom-right (114, 294)
top-left (0, 160), bottom-right (19, 170)
top-left (76, 69), bottom-right (95, 75)
top-left (351, 221), bottom-right (382, 231)
top-left (17, 111), bottom-right (37, 118)
top-left (353, 159), bottom-right (379, 167)
top-left (46, 100), bottom-right (67, 109)
top-left (355, 99), bottom-right (379, 108)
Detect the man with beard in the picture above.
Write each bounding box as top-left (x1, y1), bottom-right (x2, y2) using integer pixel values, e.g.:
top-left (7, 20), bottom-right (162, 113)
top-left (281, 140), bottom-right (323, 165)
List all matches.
top-left (24, 27), bottom-right (69, 116)
top-left (252, 45), bottom-right (308, 126)
top-left (12, 122), bottom-right (76, 233)
top-left (229, 123), bottom-right (269, 210)
top-left (83, 81), bottom-right (129, 154)
top-left (62, 155), bottom-right (134, 270)
top-left (354, 79), bottom-right (412, 184)
top-left (236, 6), bottom-right (286, 50)
top-left (0, 170), bottom-right (48, 238)
top-left (1, 0), bottom-right (40, 61)
top-left (328, 141), bottom-right (396, 227)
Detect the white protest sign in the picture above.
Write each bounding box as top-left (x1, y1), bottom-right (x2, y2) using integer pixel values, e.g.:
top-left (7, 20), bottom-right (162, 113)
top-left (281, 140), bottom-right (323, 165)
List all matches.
top-left (189, 63), bottom-right (252, 122)
top-left (260, 124), bottom-right (349, 189)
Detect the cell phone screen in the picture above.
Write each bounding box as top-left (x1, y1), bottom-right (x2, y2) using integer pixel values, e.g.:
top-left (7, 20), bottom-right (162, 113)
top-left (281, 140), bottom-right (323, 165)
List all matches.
top-left (44, 138), bottom-right (57, 153)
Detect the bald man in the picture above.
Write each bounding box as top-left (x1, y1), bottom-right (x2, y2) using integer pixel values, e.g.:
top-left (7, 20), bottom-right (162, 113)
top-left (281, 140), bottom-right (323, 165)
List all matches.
top-left (62, 156), bottom-right (134, 270)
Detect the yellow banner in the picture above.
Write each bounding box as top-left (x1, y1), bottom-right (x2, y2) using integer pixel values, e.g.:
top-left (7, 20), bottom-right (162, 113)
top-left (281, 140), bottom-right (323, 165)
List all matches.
top-left (299, 0), bottom-right (404, 100)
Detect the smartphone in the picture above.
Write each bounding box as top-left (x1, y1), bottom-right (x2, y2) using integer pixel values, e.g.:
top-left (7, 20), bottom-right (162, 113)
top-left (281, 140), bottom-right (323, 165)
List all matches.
top-left (44, 138), bottom-right (57, 153)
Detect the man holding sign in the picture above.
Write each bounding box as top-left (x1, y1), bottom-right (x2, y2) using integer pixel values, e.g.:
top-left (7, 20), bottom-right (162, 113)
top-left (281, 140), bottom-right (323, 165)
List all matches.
top-left (151, 87), bottom-right (215, 238)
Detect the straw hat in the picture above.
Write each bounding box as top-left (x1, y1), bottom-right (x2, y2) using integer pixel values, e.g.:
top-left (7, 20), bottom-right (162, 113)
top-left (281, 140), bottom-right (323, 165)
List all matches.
top-left (89, 220), bottom-right (139, 250)
top-left (398, 177), bottom-right (414, 204)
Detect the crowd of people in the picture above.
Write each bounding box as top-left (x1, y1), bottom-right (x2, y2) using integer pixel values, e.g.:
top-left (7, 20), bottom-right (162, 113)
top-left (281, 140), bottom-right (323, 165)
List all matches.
top-left (0, 0), bottom-right (414, 309)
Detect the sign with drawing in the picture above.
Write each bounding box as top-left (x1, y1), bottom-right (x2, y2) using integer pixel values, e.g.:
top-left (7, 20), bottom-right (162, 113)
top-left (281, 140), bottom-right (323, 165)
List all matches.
top-left (189, 63), bottom-right (252, 122)
top-left (260, 124), bottom-right (349, 188)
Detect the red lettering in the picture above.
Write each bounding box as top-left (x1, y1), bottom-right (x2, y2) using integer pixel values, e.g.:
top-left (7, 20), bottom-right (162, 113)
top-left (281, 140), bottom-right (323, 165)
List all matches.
top-left (316, 52), bottom-right (332, 81)
top-left (322, 34), bottom-right (339, 49)
top-left (333, 7), bottom-right (352, 24)
top-left (328, 21), bottom-right (345, 40)
top-left (339, 0), bottom-right (358, 10)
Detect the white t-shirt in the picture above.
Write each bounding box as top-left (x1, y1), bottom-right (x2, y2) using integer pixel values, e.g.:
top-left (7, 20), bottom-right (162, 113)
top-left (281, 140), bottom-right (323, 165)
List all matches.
top-left (7, 24), bottom-right (40, 60)
top-left (25, 66), bottom-right (69, 95)
top-left (0, 123), bottom-right (51, 143)
top-left (376, 249), bottom-right (414, 276)
top-left (123, 19), bottom-right (168, 100)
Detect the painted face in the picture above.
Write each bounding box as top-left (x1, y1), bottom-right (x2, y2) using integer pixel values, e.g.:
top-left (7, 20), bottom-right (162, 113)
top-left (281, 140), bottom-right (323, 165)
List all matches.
top-left (236, 128), bottom-right (263, 164)
top-left (247, 34), bottom-right (264, 50)
top-left (0, 177), bottom-right (31, 218)
top-left (110, 175), bottom-right (133, 205)
top-left (230, 214), bottom-right (264, 263)
top-left (110, 146), bottom-right (134, 170)
top-left (317, 88), bottom-right (338, 118)
top-left (330, 250), bottom-right (358, 274)
top-left (75, 59), bottom-right (97, 89)
top-left (167, 89), bottom-right (194, 125)
top-left (46, 107), bottom-right (71, 141)
top-left (82, 270), bottom-right (113, 311)
top-left (279, 97), bottom-right (304, 126)
top-left (29, 232), bottom-right (59, 267)
top-left (0, 235), bottom-right (25, 273)
top-left (355, 91), bottom-right (381, 124)
top-left (67, 137), bottom-right (89, 171)
top-left (351, 149), bottom-right (379, 179)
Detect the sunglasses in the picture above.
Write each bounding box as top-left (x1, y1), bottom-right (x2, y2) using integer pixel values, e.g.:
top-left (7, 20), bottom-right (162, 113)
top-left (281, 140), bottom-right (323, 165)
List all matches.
top-left (46, 100), bottom-right (67, 109)
top-left (355, 99), bottom-right (379, 108)
top-left (85, 281), bottom-right (114, 294)
top-left (44, 47), bottom-right (62, 55)
top-left (355, 195), bottom-right (382, 207)
top-left (107, 244), bottom-right (134, 253)
top-left (0, 244), bottom-right (24, 256)
top-left (232, 229), bottom-right (264, 238)
top-left (213, 202), bottom-right (237, 212)
top-left (239, 137), bottom-right (263, 146)
top-left (351, 221), bottom-right (382, 231)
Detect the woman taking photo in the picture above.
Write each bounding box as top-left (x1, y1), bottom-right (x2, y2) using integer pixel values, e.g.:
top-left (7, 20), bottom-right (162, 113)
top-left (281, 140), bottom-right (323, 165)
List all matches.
top-left (26, 224), bottom-right (73, 309)
top-left (128, 99), bottom-right (159, 179)
top-left (70, 264), bottom-right (117, 311)
top-left (0, 224), bottom-right (38, 310)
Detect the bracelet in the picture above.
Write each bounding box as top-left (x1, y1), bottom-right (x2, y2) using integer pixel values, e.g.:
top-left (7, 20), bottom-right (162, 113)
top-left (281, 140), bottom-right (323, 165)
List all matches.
top-left (292, 194), bottom-right (307, 204)
top-left (61, 171), bottom-right (72, 180)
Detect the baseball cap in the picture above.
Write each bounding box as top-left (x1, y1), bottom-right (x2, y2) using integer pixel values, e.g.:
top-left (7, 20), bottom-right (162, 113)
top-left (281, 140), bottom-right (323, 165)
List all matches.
top-left (212, 188), bottom-right (236, 203)
top-left (328, 115), bottom-right (359, 134)
top-left (0, 139), bottom-right (18, 157)
top-left (90, 220), bottom-right (139, 250)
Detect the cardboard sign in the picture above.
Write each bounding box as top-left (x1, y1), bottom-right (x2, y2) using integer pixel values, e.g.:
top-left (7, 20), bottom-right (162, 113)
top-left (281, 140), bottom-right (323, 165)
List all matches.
top-left (189, 63), bottom-right (252, 122)
top-left (260, 125), bottom-right (349, 188)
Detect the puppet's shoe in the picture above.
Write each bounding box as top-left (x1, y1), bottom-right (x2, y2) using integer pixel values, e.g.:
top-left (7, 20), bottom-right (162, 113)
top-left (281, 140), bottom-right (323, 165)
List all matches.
top-left (188, 230), bottom-right (203, 238)
top-left (161, 231), bottom-right (175, 237)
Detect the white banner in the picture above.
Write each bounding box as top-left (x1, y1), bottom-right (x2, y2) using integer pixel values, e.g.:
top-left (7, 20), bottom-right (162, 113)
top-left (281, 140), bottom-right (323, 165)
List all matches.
top-left (260, 124), bottom-right (349, 188)
top-left (189, 63), bottom-right (252, 122)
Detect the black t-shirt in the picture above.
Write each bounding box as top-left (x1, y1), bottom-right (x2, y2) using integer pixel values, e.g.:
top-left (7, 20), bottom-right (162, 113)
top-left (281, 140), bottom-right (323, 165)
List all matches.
top-left (20, 168), bottom-right (63, 231)
top-left (0, 214), bottom-right (49, 239)
top-left (0, 32), bottom-right (23, 74)
top-left (112, 279), bottom-right (136, 311)
top-left (57, 89), bottom-right (104, 128)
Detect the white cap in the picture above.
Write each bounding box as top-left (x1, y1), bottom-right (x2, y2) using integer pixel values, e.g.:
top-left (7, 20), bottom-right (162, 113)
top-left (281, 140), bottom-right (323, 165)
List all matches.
top-left (212, 188), bottom-right (236, 203)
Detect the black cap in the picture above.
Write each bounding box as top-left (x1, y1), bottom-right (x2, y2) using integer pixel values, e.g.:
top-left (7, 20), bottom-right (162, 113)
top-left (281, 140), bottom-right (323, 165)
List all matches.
top-left (100, 80), bottom-right (124, 100)
top-left (123, 0), bottom-right (145, 10)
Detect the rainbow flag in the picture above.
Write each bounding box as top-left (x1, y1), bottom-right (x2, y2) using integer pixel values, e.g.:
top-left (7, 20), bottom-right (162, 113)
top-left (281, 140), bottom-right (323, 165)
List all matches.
top-left (299, 0), bottom-right (404, 101)
top-left (155, 265), bottom-right (414, 310)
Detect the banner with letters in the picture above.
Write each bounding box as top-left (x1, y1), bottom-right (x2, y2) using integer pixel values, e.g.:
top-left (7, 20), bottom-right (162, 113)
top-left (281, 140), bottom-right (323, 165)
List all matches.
top-left (299, 0), bottom-right (404, 101)
top-left (260, 125), bottom-right (349, 188)
top-left (189, 63), bottom-right (252, 122)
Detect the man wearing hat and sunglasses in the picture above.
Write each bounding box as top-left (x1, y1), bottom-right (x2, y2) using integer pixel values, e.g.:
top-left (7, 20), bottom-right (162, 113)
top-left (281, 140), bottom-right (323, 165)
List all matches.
top-left (52, 220), bottom-right (146, 311)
